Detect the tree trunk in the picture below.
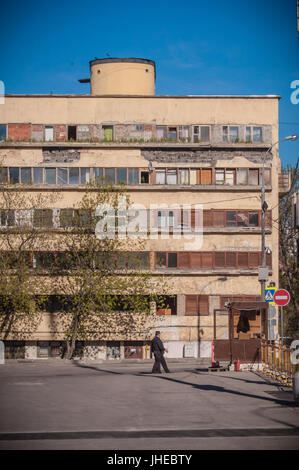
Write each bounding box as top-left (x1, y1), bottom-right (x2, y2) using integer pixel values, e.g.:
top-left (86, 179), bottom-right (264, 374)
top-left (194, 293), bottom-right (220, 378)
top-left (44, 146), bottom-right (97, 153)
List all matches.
top-left (65, 313), bottom-right (80, 360)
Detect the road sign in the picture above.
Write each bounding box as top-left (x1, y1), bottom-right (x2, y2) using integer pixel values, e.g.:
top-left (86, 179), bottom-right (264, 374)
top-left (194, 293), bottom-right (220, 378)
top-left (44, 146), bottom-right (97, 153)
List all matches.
top-left (265, 286), bottom-right (277, 304)
top-left (273, 289), bottom-right (290, 307)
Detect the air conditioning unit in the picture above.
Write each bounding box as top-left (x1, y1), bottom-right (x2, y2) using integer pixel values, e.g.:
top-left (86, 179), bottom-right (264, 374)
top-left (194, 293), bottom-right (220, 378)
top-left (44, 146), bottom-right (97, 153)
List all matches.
top-left (184, 343), bottom-right (194, 358)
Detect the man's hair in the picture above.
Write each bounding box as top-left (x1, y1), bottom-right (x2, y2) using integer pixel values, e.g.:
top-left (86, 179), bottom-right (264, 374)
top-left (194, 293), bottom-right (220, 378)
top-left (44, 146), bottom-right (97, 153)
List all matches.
top-left (155, 331), bottom-right (160, 336)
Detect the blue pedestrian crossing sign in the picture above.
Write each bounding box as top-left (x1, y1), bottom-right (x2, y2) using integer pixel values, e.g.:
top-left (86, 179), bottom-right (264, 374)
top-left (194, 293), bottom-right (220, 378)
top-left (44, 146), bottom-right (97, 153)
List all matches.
top-left (265, 286), bottom-right (277, 304)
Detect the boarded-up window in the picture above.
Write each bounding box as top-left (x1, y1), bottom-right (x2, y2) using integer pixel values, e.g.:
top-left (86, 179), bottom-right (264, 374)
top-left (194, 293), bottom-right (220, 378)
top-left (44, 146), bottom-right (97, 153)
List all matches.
top-left (237, 168), bottom-right (248, 185)
top-left (249, 252), bottom-right (260, 268)
top-left (264, 168), bottom-right (271, 185)
top-left (201, 169), bottom-right (212, 184)
top-left (265, 210), bottom-right (272, 228)
top-left (266, 253), bottom-right (272, 268)
top-left (248, 169), bottom-right (259, 185)
top-left (198, 295), bottom-right (209, 315)
top-left (190, 169), bottom-right (197, 185)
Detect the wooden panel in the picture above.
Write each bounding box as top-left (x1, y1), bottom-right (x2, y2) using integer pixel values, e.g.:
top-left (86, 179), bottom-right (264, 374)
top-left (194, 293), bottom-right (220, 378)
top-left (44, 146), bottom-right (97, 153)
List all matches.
top-left (215, 252), bottom-right (225, 267)
top-left (198, 295), bottom-right (209, 315)
top-left (237, 252), bottom-right (248, 268)
top-left (203, 210), bottom-right (213, 227)
top-left (197, 169), bottom-right (201, 184)
top-left (266, 253), bottom-right (272, 268)
top-left (201, 252), bottom-right (213, 268)
top-left (185, 295), bottom-right (198, 315)
top-left (226, 252), bottom-right (236, 267)
top-left (249, 252), bottom-right (259, 268)
top-left (190, 252), bottom-right (202, 268)
top-left (213, 211), bottom-right (225, 227)
top-left (178, 252), bottom-right (190, 268)
top-left (201, 169), bottom-right (212, 184)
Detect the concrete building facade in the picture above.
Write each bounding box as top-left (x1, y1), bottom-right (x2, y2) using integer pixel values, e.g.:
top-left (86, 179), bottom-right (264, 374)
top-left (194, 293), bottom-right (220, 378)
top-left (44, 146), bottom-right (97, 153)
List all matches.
top-left (0, 58), bottom-right (288, 361)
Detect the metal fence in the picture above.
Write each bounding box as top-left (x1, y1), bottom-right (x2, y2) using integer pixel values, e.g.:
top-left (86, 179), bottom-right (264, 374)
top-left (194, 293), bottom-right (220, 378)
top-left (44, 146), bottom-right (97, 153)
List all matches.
top-left (261, 340), bottom-right (296, 386)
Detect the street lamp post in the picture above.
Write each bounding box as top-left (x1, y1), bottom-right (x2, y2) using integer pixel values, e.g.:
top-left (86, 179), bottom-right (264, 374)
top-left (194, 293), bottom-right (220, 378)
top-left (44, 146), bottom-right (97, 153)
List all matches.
top-left (260, 135), bottom-right (298, 302)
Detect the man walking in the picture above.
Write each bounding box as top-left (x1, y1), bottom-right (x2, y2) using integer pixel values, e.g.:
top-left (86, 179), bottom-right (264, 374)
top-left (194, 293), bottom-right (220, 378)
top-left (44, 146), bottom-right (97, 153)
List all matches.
top-left (151, 331), bottom-right (170, 373)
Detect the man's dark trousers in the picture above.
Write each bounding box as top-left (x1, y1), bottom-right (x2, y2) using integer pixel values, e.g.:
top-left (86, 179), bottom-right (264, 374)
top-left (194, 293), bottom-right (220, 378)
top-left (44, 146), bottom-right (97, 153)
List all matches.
top-left (152, 351), bottom-right (170, 373)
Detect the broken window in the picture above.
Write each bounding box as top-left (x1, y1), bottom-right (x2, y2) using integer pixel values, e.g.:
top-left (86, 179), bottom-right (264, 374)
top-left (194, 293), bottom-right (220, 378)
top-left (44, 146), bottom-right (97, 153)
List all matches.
top-left (140, 170), bottom-right (149, 184)
top-left (168, 127), bottom-right (177, 140)
top-left (178, 126), bottom-right (190, 141)
top-left (57, 168), bottom-right (68, 185)
top-left (68, 126), bottom-right (77, 141)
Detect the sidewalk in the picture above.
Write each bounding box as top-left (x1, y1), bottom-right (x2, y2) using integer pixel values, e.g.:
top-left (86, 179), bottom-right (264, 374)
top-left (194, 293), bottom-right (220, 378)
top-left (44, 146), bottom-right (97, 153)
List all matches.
top-left (4, 357), bottom-right (211, 366)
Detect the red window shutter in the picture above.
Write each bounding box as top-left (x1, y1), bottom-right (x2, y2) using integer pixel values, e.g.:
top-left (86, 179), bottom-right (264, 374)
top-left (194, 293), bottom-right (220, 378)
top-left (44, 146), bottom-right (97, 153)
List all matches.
top-left (226, 252), bottom-right (236, 267)
top-left (191, 208), bottom-right (202, 229)
top-left (178, 252), bottom-right (190, 268)
top-left (185, 295), bottom-right (198, 315)
top-left (237, 253), bottom-right (249, 268)
top-left (201, 252), bottom-right (213, 268)
top-left (198, 295), bottom-right (209, 315)
top-left (203, 210), bottom-right (213, 227)
top-left (249, 252), bottom-right (259, 268)
top-left (215, 252), bottom-right (225, 267)
top-left (201, 169), bottom-right (212, 184)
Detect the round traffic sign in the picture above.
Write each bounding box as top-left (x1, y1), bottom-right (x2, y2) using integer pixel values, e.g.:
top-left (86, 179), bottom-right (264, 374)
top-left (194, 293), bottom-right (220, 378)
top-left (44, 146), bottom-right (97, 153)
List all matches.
top-left (273, 289), bottom-right (290, 307)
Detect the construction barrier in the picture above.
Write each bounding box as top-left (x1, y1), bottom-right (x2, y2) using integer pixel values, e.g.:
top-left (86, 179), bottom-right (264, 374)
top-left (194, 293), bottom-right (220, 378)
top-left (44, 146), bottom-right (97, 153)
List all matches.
top-left (261, 340), bottom-right (296, 387)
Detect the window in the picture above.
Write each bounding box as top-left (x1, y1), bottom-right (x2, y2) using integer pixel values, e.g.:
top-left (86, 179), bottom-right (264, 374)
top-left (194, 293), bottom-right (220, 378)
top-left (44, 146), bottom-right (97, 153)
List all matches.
top-left (185, 295), bottom-right (209, 315)
top-left (140, 170), bottom-right (149, 184)
top-left (68, 126), bottom-right (77, 141)
top-left (168, 253), bottom-right (177, 268)
top-left (33, 209), bottom-right (53, 228)
top-left (226, 211), bottom-right (237, 227)
top-left (166, 168), bottom-right (177, 185)
top-left (157, 211), bottom-right (166, 228)
top-left (236, 168), bottom-right (248, 185)
top-left (116, 168), bottom-right (127, 184)
top-left (128, 168), bottom-right (139, 184)
top-left (156, 169), bottom-right (166, 185)
top-left (105, 168), bottom-right (115, 184)
top-left (156, 252), bottom-right (177, 268)
top-left (215, 169), bottom-right (225, 185)
top-left (236, 211), bottom-right (248, 227)
top-left (223, 126), bottom-right (239, 143)
top-left (35, 252), bottom-right (55, 269)
top-left (45, 168), bottom-right (56, 184)
top-left (248, 169), bottom-right (259, 185)
top-left (136, 124), bottom-right (143, 131)
top-left (69, 168), bottom-right (79, 185)
top-left (60, 209), bottom-right (75, 228)
top-left (193, 125), bottom-right (210, 142)
top-left (178, 126), bottom-right (190, 141)
top-left (0, 167), bottom-right (8, 183)
top-left (168, 127), bottom-right (177, 140)
top-left (20, 168), bottom-right (32, 184)
top-left (0, 124), bottom-right (7, 140)
top-left (9, 168), bottom-right (19, 184)
top-left (0, 210), bottom-right (15, 227)
top-left (156, 252), bottom-right (166, 267)
top-left (178, 168), bottom-right (189, 185)
top-left (246, 126), bottom-right (263, 143)
top-left (156, 126), bottom-right (167, 140)
top-left (94, 168), bottom-right (103, 184)
top-left (33, 168), bottom-right (43, 184)
top-left (57, 168), bottom-right (68, 185)
top-left (80, 168), bottom-right (90, 184)
top-left (225, 169), bottom-right (235, 185)
top-left (249, 212), bottom-right (259, 227)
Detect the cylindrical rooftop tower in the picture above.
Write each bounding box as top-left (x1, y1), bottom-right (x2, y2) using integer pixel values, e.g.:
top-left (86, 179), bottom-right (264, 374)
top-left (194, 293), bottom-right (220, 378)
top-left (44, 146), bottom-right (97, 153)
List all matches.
top-left (89, 58), bottom-right (155, 96)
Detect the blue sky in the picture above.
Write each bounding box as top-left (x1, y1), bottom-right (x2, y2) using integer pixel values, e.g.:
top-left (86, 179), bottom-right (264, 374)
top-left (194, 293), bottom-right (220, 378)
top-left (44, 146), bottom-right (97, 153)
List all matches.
top-left (0, 0), bottom-right (298, 166)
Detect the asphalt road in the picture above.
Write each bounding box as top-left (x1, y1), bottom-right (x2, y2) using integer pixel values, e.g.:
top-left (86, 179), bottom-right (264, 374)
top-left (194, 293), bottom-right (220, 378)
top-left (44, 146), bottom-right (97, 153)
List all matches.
top-left (0, 361), bottom-right (298, 450)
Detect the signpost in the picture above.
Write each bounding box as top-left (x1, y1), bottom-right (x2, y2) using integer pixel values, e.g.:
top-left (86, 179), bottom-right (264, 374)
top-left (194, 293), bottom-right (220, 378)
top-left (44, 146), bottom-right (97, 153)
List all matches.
top-left (265, 286), bottom-right (277, 305)
top-left (273, 289), bottom-right (290, 365)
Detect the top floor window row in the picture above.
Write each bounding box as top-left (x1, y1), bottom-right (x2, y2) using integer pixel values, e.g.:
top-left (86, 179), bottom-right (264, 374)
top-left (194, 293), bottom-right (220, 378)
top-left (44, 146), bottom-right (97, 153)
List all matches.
top-left (0, 123), bottom-right (265, 144)
top-left (0, 166), bottom-right (272, 187)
